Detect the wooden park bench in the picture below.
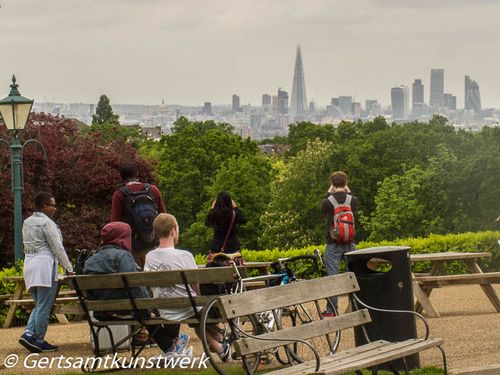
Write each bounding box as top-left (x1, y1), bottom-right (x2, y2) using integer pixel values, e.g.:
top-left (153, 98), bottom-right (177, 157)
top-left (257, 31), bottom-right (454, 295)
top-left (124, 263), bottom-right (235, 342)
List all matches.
top-left (66, 266), bottom-right (246, 366)
top-left (213, 272), bottom-right (447, 375)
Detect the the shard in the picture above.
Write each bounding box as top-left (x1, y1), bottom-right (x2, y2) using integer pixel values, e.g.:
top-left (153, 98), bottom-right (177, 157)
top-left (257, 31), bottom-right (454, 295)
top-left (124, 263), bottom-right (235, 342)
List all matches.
top-left (289, 45), bottom-right (307, 123)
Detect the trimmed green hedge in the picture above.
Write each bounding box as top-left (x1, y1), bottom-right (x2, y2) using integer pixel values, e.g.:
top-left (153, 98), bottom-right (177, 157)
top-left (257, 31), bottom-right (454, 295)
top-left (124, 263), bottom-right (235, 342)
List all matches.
top-left (195, 231), bottom-right (500, 273)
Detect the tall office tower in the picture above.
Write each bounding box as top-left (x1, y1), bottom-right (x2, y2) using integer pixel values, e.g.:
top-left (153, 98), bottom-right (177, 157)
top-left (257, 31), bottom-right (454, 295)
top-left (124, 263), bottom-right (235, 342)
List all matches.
top-left (430, 69), bottom-right (444, 109)
top-left (331, 98), bottom-right (340, 107)
top-left (338, 96), bottom-right (353, 116)
top-left (402, 85), bottom-right (410, 118)
top-left (365, 100), bottom-right (379, 116)
top-left (277, 88), bottom-right (289, 115)
top-left (391, 87), bottom-right (405, 120)
top-left (232, 94), bottom-right (241, 112)
top-left (443, 93), bottom-right (457, 110)
top-left (262, 94), bottom-right (272, 107)
top-left (465, 76), bottom-right (482, 113)
top-left (412, 79), bottom-right (424, 117)
top-left (289, 45), bottom-right (307, 122)
top-left (202, 102), bottom-right (213, 115)
top-left (352, 102), bottom-right (362, 118)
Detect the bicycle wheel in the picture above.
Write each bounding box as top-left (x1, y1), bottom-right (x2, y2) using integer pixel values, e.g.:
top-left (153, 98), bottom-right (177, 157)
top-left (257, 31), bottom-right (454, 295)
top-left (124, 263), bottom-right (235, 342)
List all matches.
top-left (199, 298), bottom-right (261, 375)
top-left (275, 298), bottom-right (340, 365)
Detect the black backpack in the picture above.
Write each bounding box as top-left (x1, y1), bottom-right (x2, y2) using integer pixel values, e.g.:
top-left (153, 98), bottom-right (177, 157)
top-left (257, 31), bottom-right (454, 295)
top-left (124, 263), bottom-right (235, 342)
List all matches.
top-left (119, 183), bottom-right (159, 251)
top-left (74, 248), bottom-right (96, 275)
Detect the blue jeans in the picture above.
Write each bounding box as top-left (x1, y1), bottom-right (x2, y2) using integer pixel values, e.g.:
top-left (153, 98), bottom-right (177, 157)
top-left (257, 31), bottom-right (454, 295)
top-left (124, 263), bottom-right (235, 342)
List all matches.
top-left (25, 266), bottom-right (58, 344)
top-left (324, 242), bottom-right (355, 310)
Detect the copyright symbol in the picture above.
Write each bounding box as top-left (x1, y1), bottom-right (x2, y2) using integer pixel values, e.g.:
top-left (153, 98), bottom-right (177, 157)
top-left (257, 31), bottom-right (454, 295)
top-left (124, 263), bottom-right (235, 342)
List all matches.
top-left (4, 354), bottom-right (19, 368)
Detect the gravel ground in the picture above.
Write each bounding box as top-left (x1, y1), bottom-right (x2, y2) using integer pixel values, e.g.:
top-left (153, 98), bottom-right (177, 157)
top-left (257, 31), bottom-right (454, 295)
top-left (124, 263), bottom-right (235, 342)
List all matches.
top-left (0, 284), bottom-right (498, 374)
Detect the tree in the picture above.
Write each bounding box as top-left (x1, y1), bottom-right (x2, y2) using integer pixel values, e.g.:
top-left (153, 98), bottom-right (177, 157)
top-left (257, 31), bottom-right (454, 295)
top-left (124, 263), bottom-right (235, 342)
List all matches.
top-left (154, 117), bottom-right (259, 243)
top-left (92, 94), bottom-right (119, 125)
top-left (0, 112), bottom-right (154, 266)
top-left (259, 139), bottom-right (335, 249)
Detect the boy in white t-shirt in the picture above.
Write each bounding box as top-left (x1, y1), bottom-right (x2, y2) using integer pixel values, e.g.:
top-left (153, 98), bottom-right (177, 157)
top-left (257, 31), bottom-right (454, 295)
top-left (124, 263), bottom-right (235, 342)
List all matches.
top-left (145, 214), bottom-right (229, 361)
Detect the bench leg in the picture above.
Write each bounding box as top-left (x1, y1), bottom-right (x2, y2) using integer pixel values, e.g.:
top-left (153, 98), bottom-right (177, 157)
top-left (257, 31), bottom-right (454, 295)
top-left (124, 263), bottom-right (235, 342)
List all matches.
top-left (437, 345), bottom-right (448, 375)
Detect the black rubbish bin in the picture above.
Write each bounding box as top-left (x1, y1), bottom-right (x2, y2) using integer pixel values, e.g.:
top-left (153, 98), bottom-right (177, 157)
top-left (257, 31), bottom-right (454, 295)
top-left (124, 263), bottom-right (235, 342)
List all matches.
top-left (345, 246), bottom-right (420, 371)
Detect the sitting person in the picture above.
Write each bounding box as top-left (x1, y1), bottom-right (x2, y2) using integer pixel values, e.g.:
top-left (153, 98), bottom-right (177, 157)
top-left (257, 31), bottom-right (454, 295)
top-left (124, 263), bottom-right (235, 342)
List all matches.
top-left (144, 213), bottom-right (230, 361)
top-left (83, 222), bottom-right (190, 356)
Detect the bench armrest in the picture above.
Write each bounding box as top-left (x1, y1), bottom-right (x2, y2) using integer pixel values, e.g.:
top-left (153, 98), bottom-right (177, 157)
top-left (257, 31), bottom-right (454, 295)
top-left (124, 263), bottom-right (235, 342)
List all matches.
top-left (351, 292), bottom-right (431, 340)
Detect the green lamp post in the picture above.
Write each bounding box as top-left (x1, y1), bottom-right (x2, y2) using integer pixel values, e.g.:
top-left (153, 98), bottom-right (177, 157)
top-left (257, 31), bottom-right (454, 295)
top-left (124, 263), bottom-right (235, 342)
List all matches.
top-left (0, 75), bottom-right (34, 263)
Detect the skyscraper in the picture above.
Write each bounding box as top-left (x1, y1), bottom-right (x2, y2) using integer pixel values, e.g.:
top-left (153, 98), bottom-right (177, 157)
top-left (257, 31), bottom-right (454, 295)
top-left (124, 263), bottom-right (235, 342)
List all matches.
top-left (465, 76), bottom-right (481, 114)
top-left (289, 45), bottom-right (307, 123)
top-left (412, 79), bottom-right (424, 117)
top-left (232, 94), bottom-right (240, 112)
top-left (338, 96), bottom-right (352, 116)
top-left (391, 87), bottom-right (405, 120)
top-left (430, 69), bottom-right (444, 109)
top-left (277, 88), bottom-right (289, 115)
top-left (262, 94), bottom-right (272, 107)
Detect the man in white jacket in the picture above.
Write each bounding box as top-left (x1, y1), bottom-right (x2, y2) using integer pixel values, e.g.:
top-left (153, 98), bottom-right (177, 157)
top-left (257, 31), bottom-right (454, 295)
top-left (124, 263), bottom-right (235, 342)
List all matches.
top-left (19, 191), bottom-right (74, 353)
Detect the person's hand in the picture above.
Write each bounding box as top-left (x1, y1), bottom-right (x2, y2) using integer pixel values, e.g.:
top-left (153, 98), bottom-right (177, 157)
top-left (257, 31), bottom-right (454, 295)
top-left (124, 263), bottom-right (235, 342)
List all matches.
top-left (328, 184), bottom-right (335, 193)
top-left (65, 271), bottom-right (76, 276)
top-left (211, 200), bottom-right (216, 209)
top-left (496, 216), bottom-right (500, 223)
top-left (345, 185), bottom-right (351, 193)
top-left (231, 199), bottom-right (237, 208)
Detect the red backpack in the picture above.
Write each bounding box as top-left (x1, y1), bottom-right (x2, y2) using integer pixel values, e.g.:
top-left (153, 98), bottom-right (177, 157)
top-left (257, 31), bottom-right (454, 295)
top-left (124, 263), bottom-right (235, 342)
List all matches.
top-left (328, 195), bottom-right (355, 243)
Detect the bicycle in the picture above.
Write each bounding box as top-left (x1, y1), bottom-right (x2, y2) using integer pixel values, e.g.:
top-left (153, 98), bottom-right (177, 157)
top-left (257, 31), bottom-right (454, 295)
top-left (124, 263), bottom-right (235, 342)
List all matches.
top-left (266, 250), bottom-right (341, 364)
top-left (199, 251), bottom-right (341, 375)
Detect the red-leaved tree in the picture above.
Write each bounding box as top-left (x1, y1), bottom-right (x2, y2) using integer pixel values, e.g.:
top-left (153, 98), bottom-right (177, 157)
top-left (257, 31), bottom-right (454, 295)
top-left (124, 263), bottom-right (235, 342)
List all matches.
top-left (0, 113), bottom-right (155, 267)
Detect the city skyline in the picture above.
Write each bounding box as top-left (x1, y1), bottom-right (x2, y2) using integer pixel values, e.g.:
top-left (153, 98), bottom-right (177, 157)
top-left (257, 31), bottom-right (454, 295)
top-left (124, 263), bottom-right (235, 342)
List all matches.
top-left (1, 0), bottom-right (499, 108)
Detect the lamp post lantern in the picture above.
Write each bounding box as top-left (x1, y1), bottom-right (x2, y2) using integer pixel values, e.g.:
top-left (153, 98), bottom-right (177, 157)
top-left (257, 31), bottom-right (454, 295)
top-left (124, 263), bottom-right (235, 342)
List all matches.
top-left (0, 75), bottom-right (34, 263)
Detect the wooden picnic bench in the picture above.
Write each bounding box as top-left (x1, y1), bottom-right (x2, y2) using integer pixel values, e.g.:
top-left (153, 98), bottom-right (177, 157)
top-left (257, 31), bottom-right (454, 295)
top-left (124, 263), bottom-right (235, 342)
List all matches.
top-left (67, 266), bottom-right (247, 367)
top-left (1, 276), bottom-right (78, 328)
top-left (410, 252), bottom-right (500, 317)
top-left (212, 272), bottom-right (447, 375)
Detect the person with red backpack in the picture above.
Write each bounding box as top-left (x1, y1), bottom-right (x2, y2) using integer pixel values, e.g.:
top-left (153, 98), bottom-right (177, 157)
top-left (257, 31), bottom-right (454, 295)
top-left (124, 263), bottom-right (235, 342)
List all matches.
top-left (110, 163), bottom-right (166, 269)
top-left (321, 171), bottom-right (358, 317)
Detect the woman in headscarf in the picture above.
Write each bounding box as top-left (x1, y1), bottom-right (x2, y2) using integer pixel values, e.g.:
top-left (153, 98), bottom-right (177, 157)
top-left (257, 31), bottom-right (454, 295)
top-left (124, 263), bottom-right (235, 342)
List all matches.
top-left (84, 222), bottom-right (189, 356)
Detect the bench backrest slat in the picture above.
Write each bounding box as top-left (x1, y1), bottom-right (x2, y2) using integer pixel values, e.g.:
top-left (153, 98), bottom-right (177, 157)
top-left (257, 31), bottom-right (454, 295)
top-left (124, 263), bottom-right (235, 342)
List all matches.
top-left (85, 296), bottom-right (214, 312)
top-left (71, 267), bottom-right (245, 290)
top-left (218, 273), bottom-right (358, 319)
top-left (234, 309), bottom-right (371, 356)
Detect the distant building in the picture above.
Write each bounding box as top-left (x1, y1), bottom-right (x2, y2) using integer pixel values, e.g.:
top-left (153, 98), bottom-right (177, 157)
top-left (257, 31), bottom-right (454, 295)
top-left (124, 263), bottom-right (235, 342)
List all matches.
top-left (262, 94), bottom-right (272, 107)
top-left (430, 69), bottom-right (444, 109)
top-left (443, 93), bottom-right (457, 110)
top-left (352, 102), bottom-right (362, 118)
top-left (277, 88), bottom-right (288, 115)
top-left (391, 86), bottom-right (405, 120)
top-left (365, 100), bottom-right (379, 116)
top-left (412, 79), bottom-right (424, 117)
top-left (289, 45), bottom-right (308, 123)
top-left (309, 101), bottom-right (315, 113)
top-left (331, 98), bottom-right (340, 107)
top-left (338, 96), bottom-right (352, 116)
top-left (232, 94), bottom-right (241, 112)
top-left (465, 76), bottom-right (482, 114)
top-left (202, 102), bottom-right (213, 115)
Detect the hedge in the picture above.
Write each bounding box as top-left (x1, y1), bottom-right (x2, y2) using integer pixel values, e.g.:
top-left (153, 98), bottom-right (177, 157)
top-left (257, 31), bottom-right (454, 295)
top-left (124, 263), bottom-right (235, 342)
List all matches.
top-left (195, 230), bottom-right (500, 273)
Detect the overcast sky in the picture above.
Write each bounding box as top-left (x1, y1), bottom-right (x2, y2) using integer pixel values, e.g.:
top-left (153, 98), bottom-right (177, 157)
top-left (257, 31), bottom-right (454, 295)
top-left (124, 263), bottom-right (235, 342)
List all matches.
top-left (0, 0), bottom-right (499, 108)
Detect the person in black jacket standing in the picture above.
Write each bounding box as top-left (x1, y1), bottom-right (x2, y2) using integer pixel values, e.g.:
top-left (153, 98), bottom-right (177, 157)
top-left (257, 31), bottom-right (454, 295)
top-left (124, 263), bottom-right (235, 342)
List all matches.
top-left (205, 191), bottom-right (247, 259)
top-left (321, 171), bottom-right (358, 316)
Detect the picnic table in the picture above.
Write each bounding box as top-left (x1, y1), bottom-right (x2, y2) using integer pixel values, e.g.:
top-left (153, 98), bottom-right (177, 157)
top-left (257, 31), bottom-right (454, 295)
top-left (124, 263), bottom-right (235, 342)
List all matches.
top-left (410, 252), bottom-right (500, 318)
top-left (1, 275), bottom-right (77, 328)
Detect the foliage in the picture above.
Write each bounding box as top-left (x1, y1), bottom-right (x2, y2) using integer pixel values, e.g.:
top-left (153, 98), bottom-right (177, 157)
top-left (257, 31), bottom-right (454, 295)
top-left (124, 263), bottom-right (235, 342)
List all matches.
top-left (259, 139), bottom-right (335, 249)
top-left (0, 113), bottom-right (154, 266)
top-left (154, 117), bottom-right (260, 248)
top-left (182, 154), bottom-right (272, 253)
top-left (82, 122), bottom-right (145, 148)
top-left (0, 262), bottom-right (25, 327)
top-left (92, 94), bottom-right (119, 125)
